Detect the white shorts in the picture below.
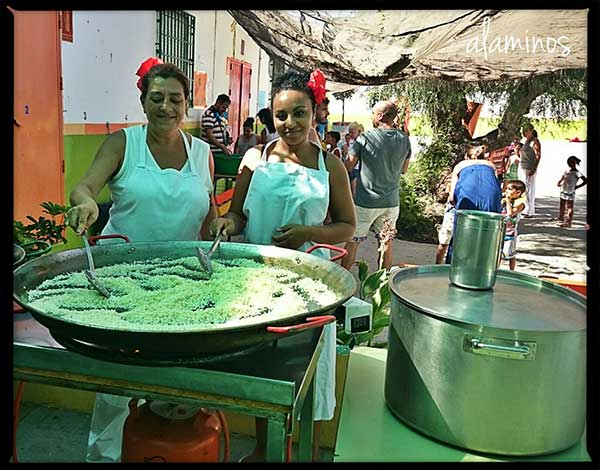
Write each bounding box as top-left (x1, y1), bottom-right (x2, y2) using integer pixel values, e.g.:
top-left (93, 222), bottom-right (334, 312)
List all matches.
top-left (438, 208), bottom-right (456, 245)
top-left (560, 192), bottom-right (576, 202)
top-left (502, 234), bottom-right (518, 260)
top-left (352, 205), bottom-right (400, 241)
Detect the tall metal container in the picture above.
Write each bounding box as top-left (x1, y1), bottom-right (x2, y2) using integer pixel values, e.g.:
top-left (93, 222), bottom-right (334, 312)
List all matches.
top-left (450, 210), bottom-right (506, 290)
top-left (385, 265), bottom-right (586, 456)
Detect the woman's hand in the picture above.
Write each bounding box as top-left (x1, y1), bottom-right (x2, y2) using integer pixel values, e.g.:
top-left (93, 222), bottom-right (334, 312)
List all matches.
top-left (272, 224), bottom-right (310, 250)
top-left (210, 217), bottom-right (235, 238)
top-left (66, 200), bottom-right (99, 235)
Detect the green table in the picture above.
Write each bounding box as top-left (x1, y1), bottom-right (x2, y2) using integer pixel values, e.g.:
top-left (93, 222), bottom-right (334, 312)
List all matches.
top-left (13, 312), bottom-right (324, 462)
top-left (335, 346), bottom-right (590, 462)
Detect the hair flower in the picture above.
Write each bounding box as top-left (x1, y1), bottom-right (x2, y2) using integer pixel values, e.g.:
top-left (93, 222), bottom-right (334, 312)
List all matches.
top-left (307, 69), bottom-right (327, 105)
top-left (136, 57), bottom-right (164, 90)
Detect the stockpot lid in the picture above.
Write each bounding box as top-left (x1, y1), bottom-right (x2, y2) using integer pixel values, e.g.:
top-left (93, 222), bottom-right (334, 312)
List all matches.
top-left (389, 265), bottom-right (585, 332)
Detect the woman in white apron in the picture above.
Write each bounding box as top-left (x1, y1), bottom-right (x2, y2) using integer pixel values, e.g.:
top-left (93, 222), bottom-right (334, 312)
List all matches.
top-left (67, 61), bottom-right (216, 462)
top-left (210, 69), bottom-right (356, 461)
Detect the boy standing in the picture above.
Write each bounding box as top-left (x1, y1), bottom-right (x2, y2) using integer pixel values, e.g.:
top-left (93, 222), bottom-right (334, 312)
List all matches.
top-left (501, 180), bottom-right (527, 271)
top-left (556, 156), bottom-right (587, 228)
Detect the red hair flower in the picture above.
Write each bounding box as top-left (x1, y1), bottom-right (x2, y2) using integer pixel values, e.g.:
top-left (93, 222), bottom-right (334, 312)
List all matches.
top-left (136, 57), bottom-right (164, 90)
top-left (307, 69), bottom-right (327, 105)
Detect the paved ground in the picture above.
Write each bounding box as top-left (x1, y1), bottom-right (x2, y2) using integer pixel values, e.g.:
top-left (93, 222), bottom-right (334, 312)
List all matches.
top-left (348, 195), bottom-right (587, 282)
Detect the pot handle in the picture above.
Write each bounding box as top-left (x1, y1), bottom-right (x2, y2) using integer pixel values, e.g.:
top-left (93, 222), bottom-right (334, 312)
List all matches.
top-left (266, 315), bottom-right (336, 334)
top-left (87, 234), bottom-right (131, 246)
top-left (306, 244), bottom-right (347, 262)
top-left (465, 336), bottom-right (536, 360)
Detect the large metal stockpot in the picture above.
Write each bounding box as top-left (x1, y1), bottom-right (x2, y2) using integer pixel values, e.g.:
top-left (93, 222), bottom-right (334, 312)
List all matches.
top-left (385, 265), bottom-right (586, 456)
top-left (13, 241), bottom-right (356, 361)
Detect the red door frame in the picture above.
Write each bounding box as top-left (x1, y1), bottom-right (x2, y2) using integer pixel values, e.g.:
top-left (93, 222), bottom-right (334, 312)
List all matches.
top-left (227, 57), bottom-right (252, 147)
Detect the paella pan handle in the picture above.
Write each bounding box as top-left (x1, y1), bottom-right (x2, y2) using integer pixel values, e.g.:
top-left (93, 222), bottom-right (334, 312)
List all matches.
top-left (306, 244), bottom-right (348, 262)
top-left (266, 315), bottom-right (336, 334)
top-left (87, 234), bottom-right (131, 246)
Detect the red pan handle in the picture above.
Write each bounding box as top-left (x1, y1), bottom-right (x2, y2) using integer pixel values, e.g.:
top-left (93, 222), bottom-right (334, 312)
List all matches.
top-left (306, 244), bottom-right (347, 262)
top-left (266, 315), bottom-right (336, 334)
top-left (87, 234), bottom-right (131, 245)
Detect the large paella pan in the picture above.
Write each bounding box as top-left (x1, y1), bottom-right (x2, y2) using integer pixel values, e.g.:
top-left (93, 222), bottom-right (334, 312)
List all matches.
top-left (13, 239), bottom-right (356, 361)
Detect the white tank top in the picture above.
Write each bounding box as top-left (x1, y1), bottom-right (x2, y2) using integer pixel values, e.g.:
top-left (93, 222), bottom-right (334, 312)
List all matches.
top-left (101, 125), bottom-right (212, 242)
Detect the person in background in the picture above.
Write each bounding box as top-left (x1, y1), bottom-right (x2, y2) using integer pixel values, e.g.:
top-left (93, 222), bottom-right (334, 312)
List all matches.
top-left (518, 123), bottom-right (541, 218)
top-left (325, 130), bottom-right (342, 158)
top-left (340, 122), bottom-right (364, 196)
top-left (67, 59), bottom-right (217, 463)
top-left (339, 132), bottom-right (352, 159)
top-left (341, 101), bottom-right (411, 272)
top-left (201, 93), bottom-right (232, 155)
top-left (500, 179), bottom-right (527, 271)
top-left (435, 183), bottom-right (455, 264)
top-left (502, 141), bottom-right (521, 192)
top-left (556, 155), bottom-right (587, 228)
top-left (339, 122), bottom-right (362, 157)
top-left (234, 117), bottom-right (259, 156)
top-left (257, 107), bottom-right (278, 144)
top-left (315, 96), bottom-right (330, 141)
top-left (445, 143), bottom-right (502, 263)
top-left (209, 69), bottom-right (355, 462)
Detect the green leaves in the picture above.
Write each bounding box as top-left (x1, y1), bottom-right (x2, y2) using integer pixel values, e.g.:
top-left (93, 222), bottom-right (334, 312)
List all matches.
top-left (14, 201), bottom-right (71, 248)
top-left (357, 259), bottom-right (369, 284)
top-left (338, 261), bottom-right (393, 349)
top-left (360, 268), bottom-right (387, 300)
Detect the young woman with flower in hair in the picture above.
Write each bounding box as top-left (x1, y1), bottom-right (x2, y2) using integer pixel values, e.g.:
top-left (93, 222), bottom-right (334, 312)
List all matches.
top-left (210, 69), bottom-right (355, 461)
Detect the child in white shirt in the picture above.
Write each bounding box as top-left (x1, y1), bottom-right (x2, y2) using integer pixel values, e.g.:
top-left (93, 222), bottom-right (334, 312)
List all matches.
top-left (556, 156), bottom-right (587, 228)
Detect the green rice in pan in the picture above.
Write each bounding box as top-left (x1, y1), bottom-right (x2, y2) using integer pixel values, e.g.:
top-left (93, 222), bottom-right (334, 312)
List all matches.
top-left (27, 256), bottom-right (339, 331)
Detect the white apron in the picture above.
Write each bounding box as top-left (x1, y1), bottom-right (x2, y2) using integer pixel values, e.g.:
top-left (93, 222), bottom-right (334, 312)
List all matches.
top-left (101, 124), bottom-right (211, 242)
top-left (86, 124), bottom-right (211, 462)
top-left (243, 139), bottom-right (336, 421)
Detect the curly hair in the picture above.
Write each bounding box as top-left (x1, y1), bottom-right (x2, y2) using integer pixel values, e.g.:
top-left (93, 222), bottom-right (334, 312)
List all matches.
top-left (139, 63), bottom-right (189, 103)
top-left (270, 70), bottom-right (317, 111)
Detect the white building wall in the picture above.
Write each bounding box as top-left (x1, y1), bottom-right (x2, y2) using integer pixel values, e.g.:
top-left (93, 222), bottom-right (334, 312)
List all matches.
top-left (61, 10), bottom-right (271, 125)
top-left (61, 11), bottom-right (156, 124)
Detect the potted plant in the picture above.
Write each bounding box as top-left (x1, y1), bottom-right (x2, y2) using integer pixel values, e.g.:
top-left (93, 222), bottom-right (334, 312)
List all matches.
top-left (14, 201), bottom-right (70, 263)
top-left (337, 217), bottom-right (396, 349)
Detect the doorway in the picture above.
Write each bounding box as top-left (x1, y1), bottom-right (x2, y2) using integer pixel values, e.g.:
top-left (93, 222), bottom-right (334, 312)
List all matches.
top-left (227, 57), bottom-right (252, 146)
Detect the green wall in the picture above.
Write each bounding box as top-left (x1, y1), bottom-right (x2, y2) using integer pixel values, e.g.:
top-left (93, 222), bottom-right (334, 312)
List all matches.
top-left (59, 134), bottom-right (112, 252)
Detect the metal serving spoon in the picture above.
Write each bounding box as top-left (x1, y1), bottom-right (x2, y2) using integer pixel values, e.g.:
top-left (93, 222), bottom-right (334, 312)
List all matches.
top-left (82, 233), bottom-right (111, 298)
top-left (196, 229), bottom-right (225, 276)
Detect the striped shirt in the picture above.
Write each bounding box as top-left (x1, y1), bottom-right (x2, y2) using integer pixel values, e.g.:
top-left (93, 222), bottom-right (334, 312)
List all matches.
top-left (201, 106), bottom-right (229, 153)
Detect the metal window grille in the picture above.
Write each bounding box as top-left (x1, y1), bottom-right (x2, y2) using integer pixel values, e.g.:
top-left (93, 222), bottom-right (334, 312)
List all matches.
top-left (156, 10), bottom-right (195, 104)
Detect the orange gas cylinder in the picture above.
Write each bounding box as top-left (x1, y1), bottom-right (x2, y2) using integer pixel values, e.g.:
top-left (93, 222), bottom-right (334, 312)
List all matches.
top-left (121, 398), bottom-right (228, 462)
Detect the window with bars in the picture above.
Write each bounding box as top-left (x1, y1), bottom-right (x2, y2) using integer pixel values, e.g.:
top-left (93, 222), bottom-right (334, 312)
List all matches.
top-left (156, 10), bottom-right (195, 105)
